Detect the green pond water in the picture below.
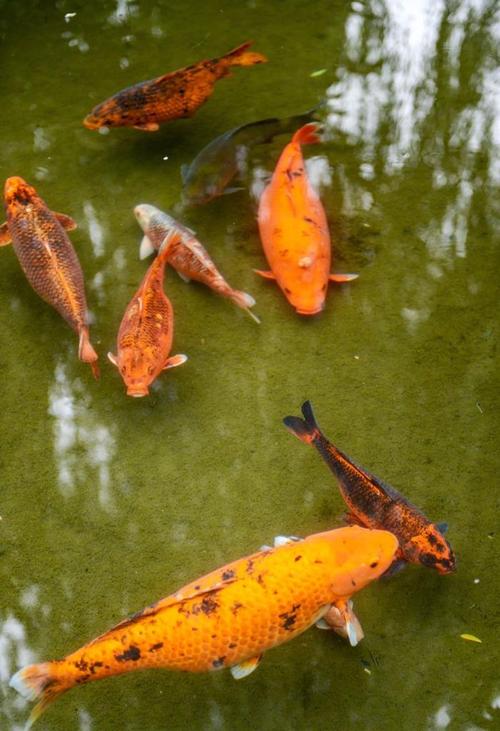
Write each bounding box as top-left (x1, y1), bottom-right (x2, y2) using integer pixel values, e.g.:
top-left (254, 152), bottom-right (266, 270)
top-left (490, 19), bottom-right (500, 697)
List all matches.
top-left (1, 0), bottom-right (499, 729)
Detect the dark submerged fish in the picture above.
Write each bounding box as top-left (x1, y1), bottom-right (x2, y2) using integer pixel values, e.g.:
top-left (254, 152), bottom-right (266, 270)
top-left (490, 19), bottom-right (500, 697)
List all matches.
top-left (83, 42), bottom-right (267, 132)
top-left (283, 401), bottom-right (456, 575)
top-left (181, 110), bottom-right (316, 205)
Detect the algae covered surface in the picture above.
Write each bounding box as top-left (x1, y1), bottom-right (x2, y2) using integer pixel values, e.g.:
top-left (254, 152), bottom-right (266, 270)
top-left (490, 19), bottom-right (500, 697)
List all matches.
top-left (0, 1), bottom-right (499, 729)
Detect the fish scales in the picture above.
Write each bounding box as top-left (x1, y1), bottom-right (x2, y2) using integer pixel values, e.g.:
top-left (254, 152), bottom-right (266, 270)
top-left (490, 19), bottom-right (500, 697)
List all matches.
top-left (10, 526), bottom-right (398, 725)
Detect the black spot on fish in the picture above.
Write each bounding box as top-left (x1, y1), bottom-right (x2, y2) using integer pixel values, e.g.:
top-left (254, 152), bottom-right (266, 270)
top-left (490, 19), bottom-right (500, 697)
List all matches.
top-left (304, 216), bottom-right (315, 224)
top-left (351, 579), bottom-right (357, 587)
top-left (179, 87), bottom-right (185, 96)
top-left (257, 573), bottom-right (265, 586)
top-left (194, 585), bottom-right (201, 590)
top-left (428, 534), bottom-right (437, 546)
top-left (228, 642), bottom-right (237, 649)
top-left (89, 662), bottom-right (103, 674)
top-left (212, 656), bottom-right (226, 669)
top-left (192, 627), bottom-right (198, 631)
top-left (370, 561), bottom-right (378, 569)
top-left (246, 559), bottom-right (254, 574)
top-left (115, 645), bottom-right (141, 662)
top-left (222, 569), bottom-right (235, 581)
top-left (419, 552), bottom-right (438, 568)
top-left (231, 602), bottom-right (243, 615)
top-left (74, 659), bottom-right (88, 672)
top-left (284, 287), bottom-right (291, 294)
top-left (314, 560), bottom-right (323, 564)
top-left (149, 643), bottom-right (164, 653)
top-left (192, 596), bottom-right (219, 615)
top-left (280, 612), bottom-right (297, 631)
top-left (294, 555), bottom-right (302, 562)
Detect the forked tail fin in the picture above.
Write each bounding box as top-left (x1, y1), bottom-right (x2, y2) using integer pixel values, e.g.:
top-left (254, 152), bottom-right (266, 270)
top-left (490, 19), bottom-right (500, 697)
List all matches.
top-left (228, 289), bottom-right (260, 324)
top-left (78, 328), bottom-right (100, 379)
top-left (222, 41), bottom-right (268, 67)
top-left (10, 662), bottom-right (67, 729)
top-left (292, 123), bottom-right (321, 146)
top-left (283, 400), bottom-right (321, 444)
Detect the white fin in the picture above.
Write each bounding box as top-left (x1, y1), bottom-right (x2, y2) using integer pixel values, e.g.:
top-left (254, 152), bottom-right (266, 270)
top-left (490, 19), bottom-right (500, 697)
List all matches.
top-left (230, 654), bottom-right (262, 680)
top-left (315, 618), bottom-right (330, 630)
top-left (259, 544), bottom-right (272, 551)
top-left (346, 620), bottom-right (359, 647)
top-left (139, 235), bottom-right (155, 260)
top-left (176, 269), bottom-right (191, 283)
top-left (107, 352), bottom-right (118, 367)
top-left (9, 668), bottom-right (37, 700)
top-left (273, 535), bottom-right (301, 547)
top-left (163, 353), bottom-right (188, 370)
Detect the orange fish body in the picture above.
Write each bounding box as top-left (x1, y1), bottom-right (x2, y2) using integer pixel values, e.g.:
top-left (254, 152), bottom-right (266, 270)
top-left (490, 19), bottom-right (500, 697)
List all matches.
top-left (134, 204), bottom-right (259, 322)
top-left (108, 230), bottom-right (187, 396)
top-left (83, 42), bottom-right (267, 132)
top-left (0, 177), bottom-right (99, 377)
top-left (10, 525), bottom-right (398, 726)
top-left (257, 123), bottom-right (357, 315)
top-left (284, 401), bottom-right (456, 574)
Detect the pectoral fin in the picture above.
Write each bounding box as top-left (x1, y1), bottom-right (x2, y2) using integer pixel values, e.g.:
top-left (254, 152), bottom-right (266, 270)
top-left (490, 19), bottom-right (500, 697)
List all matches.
top-left (0, 222), bottom-right (11, 246)
top-left (222, 186), bottom-right (245, 195)
top-left (133, 123), bottom-right (160, 132)
top-left (54, 212), bottom-right (78, 231)
top-left (327, 600), bottom-right (364, 647)
top-left (107, 352), bottom-right (119, 367)
top-left (230, 654), bottom-right (263, 680)
top-left (175, 269), bottom-right (191, 283)
top-left (436, 522), bottom-right (448, 535)
top-left (329, 273), bottom-right (358, 283)
top-left (254, 269), bottom-right (276, 280)
top-left (273, 535), bottom-right (302, 547)
top-left (163, 353), bottom-right (188, 370)
top-left (139, 235), bottom-right (156, 260)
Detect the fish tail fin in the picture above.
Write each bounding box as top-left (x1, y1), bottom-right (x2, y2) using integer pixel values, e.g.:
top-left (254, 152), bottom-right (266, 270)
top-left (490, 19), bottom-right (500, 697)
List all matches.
top-left (78, 328), bottom-right (100, 380)
top-left (283, 400), bottom-right (322, 444)
top-left (10, 662), bottom-right (67, 728)
top-left (222, 41), bottom-right (268, 67)
top-left (228, 289), bottom-right (260, 323)
top-left (292, 123), bottom-right (321, 146)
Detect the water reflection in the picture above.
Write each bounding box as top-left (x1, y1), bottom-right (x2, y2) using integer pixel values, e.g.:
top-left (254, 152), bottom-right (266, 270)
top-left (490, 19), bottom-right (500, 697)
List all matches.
top-left (0, 614), bottom-right (35, 727)
top-left (48, 362), bottom-right (117, 510)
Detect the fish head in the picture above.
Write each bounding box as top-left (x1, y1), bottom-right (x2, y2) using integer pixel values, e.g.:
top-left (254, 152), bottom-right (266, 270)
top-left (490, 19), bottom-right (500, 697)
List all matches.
top-left (4, 176), bottom-right (37, 213)
top-left (83, 98), bottom-right (121, 130)
top-left (325, 526), bottom-right (399, 596)
top-left (115, 349), bottom-right (157, 398)
top-left (288, 280), bottom-right (326, 316)
top-left (134, 203), bottom-right (162, 233)
top-left (407, 527), bottom-right (456, 574)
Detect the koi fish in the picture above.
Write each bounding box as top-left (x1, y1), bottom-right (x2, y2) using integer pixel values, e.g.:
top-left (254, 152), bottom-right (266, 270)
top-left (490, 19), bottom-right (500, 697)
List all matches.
top-left (0, 177), bottom-right (99, 378)
top-left (83, 42), bottom-right (267, 132)
top-left (182, 110), bottom-right (315, 205)
top-left (256, 123), bottom-right (357, 315)
top-left (10, 525), bottom-right (398, 727)
top-left (283, 401), bottom-right (456, 574)
top-left (108, 230), bottom-right (187, 396)
top-left (134, 204), bottom-right (259, 322)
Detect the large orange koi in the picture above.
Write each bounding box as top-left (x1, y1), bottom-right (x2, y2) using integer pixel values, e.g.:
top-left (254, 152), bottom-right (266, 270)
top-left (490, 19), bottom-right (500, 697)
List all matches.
top-left (284, 401), bottom-right (456, 574)
top-left (257, 123), bottom-right (357, 314)
top-left (83, 42), bottom-right (267, 132)
top-left (108, 230), bottom-right (187, 396)
top-left (0, 177), bottom-right (99, 378)
top-left (134, 203), bottom-right (259, 322)
top-left (10, 525), bottom-right (397, 727)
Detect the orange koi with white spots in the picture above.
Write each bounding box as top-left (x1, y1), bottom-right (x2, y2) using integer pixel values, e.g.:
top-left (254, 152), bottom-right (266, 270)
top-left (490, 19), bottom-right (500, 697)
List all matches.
top-left (108, 230), bottom-right (187, 396)
top-left (257, 123), bottom-right (357, 314)
top-left (0, 177), bottom-right (99, 377)
top-left (10, 525), bottom-right (398, 727)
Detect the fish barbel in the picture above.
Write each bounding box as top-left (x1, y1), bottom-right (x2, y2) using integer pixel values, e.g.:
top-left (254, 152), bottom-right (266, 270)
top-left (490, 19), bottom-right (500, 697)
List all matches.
top-left (10, 525), bottom-right (398, 727)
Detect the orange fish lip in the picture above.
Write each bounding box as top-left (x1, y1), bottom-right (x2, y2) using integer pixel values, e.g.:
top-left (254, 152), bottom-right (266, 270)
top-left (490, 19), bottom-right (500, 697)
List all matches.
top-left (127, 389), bottom-right (149, 398)
top-left (83, 115), bottom-right (101, 130)
top-left (295, 306), bottom-right (324, 316)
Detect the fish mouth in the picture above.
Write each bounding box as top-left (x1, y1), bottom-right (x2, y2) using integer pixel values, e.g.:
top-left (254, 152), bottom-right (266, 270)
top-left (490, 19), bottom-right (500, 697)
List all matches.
top-left (127, 389), bottom-right (149, 398)
top-left (83, 115), bottom-right (101, 130)
top-left (295, 307), bottom-right (323, 316)
top-left (4, 176), bottom-right (33, 206)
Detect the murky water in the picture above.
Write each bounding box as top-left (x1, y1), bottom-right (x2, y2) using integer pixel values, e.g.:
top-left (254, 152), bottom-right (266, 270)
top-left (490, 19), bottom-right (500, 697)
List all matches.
top-left (1, 1), bottom-right (499, 729)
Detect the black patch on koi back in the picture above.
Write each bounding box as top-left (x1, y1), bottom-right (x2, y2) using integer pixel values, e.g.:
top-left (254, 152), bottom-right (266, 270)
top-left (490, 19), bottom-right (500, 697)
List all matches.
top-left (222, 569), bottom-right (236, 580)
top-left (231, 602), bottom-right (243, 615)
top-left (279, 604), bottom-right (301, 631)
top-left (246, 559), bottom-right (255, 574)
top-left (13, 189), bottom-right (31, 206)
top-left (370, 561), bottom-right (379, 568)
top-left (294, 555), bottom-right (302, 562)
top-left (419, 552), bottom-right (437, 568)
top-left (192, 596), bottom-right (219, 616)
top-left (149, 643), bottom-right (164, 652)
top-left (212, 656), bottom-right (226, 668)
top-left (116, 87), bottom-right (148, 111)
top-left (228, 642), bottom-right (237, 649)
top-left (116, 645), bottom-right (141, 662)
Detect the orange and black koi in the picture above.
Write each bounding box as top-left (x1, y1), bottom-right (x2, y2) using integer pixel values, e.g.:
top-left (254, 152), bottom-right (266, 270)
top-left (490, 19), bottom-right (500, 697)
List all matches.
top-left (283, 401), bottom-right (456, 575)
top-left (84, 42), bottom-right (267, 132)
top-left (0, 177), bottom-right (99, 378)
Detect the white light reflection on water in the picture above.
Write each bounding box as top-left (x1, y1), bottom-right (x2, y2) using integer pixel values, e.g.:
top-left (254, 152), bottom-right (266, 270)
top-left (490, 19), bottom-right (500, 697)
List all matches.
top-left (0, 614), bottom-right (36, 727)
top-left (48, 363), bottom-right (117, 511)
top-left (108, 0), bottom-right (139, 26)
